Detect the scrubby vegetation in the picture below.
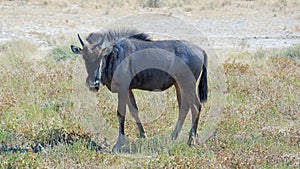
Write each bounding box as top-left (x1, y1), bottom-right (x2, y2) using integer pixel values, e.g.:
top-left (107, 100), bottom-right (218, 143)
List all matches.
top-left (0, 40), bottom-right (299, 168)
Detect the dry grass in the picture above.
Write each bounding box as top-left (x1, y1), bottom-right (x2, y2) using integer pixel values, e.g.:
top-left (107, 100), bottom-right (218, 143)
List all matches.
top-left (1, 0), bottom-right (299, 167)
top-left (0, 39), bottom-right (299, 168)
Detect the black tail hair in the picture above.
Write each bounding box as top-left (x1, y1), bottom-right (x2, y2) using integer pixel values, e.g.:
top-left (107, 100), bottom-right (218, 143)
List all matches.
top-left (198, 54), bottom-right (208, 103)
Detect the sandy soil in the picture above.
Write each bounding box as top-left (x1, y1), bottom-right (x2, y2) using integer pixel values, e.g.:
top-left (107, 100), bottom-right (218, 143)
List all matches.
top-left (0, 0), bottom-right (299, 51)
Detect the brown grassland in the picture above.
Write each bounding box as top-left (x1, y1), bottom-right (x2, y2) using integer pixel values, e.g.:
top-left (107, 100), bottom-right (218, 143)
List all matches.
top-left (0, 0), bottom-right (299, 168)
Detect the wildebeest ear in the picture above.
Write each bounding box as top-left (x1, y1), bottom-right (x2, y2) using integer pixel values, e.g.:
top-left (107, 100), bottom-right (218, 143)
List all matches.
top-left (102, 46), bottom-right (113, 56)
top-left (71, 45), bottom-right (82, 54)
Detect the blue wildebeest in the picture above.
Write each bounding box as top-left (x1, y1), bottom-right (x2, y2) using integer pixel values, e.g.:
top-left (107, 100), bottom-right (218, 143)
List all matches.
top-left (71, 29), bottom-right (208, 152)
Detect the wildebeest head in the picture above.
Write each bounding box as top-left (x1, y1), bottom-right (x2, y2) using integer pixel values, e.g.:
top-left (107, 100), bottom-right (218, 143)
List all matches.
top-left (71, 34), bottom-right (113, 92)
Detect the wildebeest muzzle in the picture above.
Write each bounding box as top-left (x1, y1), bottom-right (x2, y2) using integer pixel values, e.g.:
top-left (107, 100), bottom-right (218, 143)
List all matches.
top-left (87, 67), bottom-right (100, 92)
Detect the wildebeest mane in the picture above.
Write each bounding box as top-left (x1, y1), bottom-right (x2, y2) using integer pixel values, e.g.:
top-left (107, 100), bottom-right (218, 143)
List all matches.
top-left (86, 28), bottom-right (151, 45)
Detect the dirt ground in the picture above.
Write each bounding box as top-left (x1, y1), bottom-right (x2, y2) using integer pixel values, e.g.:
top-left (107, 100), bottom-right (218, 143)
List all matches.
top-left (0, 0), bottom-right (299, 53)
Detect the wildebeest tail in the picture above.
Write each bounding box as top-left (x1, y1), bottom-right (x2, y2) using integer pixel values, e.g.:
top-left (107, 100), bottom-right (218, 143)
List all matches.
top-left (199, 52), bottom-right (208, 103)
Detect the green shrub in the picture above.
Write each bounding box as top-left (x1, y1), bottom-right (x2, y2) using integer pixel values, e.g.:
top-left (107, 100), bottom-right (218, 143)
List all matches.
top-left (48, 46), bottom-right (77, 62)
top-left (254, 45), bottom-right (300, 61)
top-left (142, 0), bottom-right (164, 8)
top-left (279, 44), bottom-right (300, 60)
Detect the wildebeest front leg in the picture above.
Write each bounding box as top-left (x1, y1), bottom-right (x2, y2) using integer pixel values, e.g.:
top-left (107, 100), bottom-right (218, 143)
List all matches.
top-left (112, 91), bottom-right (128, 153)
top-left (128, 90), bottom-right (146, 138)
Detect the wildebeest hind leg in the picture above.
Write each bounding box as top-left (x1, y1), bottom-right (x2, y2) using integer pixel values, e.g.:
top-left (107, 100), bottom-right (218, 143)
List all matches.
top-left (187, 95), bottom-right (201, 146)
top-left (128, 90), bottom-right (146, 138)
top-left (171, 84), bottom-right (189, 140)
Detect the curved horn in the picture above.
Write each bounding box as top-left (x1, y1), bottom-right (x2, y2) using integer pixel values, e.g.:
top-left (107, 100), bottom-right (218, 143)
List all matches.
top-left (77, 34), bottom-right (85, 47)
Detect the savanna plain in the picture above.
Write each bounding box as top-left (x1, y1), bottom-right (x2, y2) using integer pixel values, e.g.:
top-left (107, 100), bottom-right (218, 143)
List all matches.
top-left (0, 0), bottom-right (299, 168)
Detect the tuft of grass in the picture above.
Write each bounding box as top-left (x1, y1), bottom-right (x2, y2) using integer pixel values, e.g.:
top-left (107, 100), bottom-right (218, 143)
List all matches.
top-left (277, 44), bottom-right (300, 60)
top-left (0, 40), bottom-right (37, 57)
top-left (48, 46), bottom-right (78, 62)
top-left (0, 40), bottom-right (37, 67)
top-left (254, 45), bottom-right (300, 61)
top-left (142, 0), bottom-right (165, 8)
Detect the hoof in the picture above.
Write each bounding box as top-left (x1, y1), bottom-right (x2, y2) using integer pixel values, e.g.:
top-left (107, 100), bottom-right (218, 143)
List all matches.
top-left (187, 137), bottom-right (193, 146)
top-left (187, 133), bottom-right (198, 146)
top-left (139, 133), bottom-right (147, 138)
top-left (171, 131), bottom-right (179, 140)
top-left (111, 134), bottom-right (126, 153)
